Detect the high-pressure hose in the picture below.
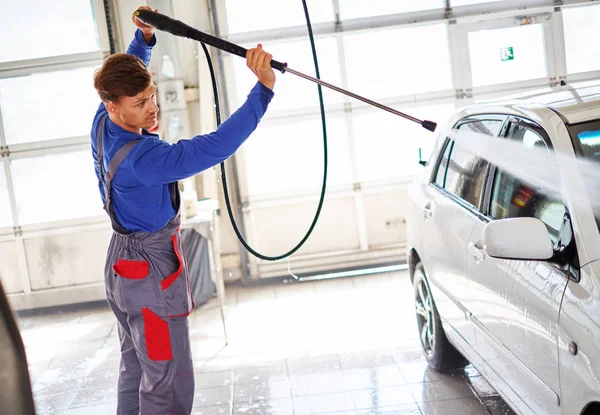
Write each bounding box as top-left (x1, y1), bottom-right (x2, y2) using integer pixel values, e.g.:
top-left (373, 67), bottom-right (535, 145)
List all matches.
top-left (201, 0), bottom-right (328, 261)
top-left (138, 2), bottom-right (327, 261)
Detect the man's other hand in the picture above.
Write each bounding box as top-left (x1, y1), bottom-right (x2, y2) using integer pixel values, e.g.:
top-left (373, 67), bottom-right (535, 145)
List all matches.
top-left (132, 6), bottom-right (157, 44)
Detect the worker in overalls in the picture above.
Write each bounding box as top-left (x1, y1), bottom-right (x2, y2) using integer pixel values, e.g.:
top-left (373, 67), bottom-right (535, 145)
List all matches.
top-left (90, 6), bottom-right (275, 414)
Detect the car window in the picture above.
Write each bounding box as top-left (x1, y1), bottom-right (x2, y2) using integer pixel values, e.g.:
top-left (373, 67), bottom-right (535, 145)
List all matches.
top-left (490, 122), bottom-right (566, 246)
top-left (434, 119), bottom-right (504, 209)
top-left (433, 140), bottom-right (452, 187)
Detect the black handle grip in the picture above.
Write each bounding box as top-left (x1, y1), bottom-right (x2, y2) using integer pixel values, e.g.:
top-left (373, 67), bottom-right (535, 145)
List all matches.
top-left (422, 120), bottom-right (437, 132)
top-left (135, 9), bottom-right (288, 73)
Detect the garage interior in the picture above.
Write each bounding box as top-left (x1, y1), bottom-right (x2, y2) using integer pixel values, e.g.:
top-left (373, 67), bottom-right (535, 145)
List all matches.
top-left (1, 0), bottom-right (598, 414)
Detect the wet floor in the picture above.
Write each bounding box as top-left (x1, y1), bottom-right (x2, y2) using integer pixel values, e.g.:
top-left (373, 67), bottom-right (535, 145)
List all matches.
top-left (18, 270), bottom-right (515, 414)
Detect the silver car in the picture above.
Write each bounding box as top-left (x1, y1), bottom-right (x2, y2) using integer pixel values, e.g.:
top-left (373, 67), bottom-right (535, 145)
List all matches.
top-left (407, 83), bottom-right (600, 415)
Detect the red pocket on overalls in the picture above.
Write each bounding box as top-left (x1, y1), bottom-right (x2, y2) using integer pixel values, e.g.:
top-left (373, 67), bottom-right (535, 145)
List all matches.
top-left (142, 307), bottom-right (173, 361)
top-left (113, 258), bottom-right (155, 309)
top-left (114, 259), bottom-right (149, 279)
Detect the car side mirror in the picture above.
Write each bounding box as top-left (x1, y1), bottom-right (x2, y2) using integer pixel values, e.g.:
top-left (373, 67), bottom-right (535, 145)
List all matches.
top-left (418, 148), bottom-right (426, 167)
top-left (483, 218), bottom-right (554, 261)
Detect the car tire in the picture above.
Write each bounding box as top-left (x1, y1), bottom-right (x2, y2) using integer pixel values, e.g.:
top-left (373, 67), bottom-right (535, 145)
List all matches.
top-left (413, 262), bottom-right (469, 372)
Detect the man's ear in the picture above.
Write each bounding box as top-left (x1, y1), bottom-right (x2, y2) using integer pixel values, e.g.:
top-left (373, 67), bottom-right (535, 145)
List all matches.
top-left (105, 101), bottom-right (118, 115)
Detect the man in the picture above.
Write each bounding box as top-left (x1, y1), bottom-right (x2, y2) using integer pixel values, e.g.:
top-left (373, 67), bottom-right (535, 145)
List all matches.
top-left (90, 6), bottom-right (275, 414)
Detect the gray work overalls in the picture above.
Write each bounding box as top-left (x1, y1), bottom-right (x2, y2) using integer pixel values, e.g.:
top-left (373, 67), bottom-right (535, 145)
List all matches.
top-left (95, 114), bottom-right (195, 414)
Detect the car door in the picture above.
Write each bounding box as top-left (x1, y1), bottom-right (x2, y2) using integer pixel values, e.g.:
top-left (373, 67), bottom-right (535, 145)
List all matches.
top-left (421, 115), bottom-right (506, 349)
top-left (467, 117), bottom-right (572, 415)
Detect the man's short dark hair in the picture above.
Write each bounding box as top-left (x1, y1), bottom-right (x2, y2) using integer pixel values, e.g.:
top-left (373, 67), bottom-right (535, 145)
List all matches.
top-left (94, 53), bottom-right (152, 102)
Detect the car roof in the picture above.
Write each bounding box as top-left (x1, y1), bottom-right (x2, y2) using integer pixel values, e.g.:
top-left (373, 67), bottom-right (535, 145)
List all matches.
top-left (464, 80), bottom-right (600, 125)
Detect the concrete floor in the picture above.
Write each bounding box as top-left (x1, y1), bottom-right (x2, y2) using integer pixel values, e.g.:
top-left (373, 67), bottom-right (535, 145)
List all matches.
top-left (18, 270), bottom-right (515, 414)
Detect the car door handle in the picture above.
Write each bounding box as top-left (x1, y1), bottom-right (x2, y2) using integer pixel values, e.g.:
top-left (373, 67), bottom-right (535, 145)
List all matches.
top-left (423, 202), bottom-right (433, 219)
top-left (469, 241), bottom-right (486, 261)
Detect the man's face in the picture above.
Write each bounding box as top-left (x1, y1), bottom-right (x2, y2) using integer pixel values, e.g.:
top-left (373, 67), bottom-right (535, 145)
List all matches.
top-left (108, 84), bottom-right (159, 131)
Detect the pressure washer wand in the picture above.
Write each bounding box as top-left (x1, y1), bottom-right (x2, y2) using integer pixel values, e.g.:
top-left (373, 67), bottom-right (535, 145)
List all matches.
top-left (283, 67), bottom-right (436, 130)
top-left (134, 9), bottom-right (437, 132)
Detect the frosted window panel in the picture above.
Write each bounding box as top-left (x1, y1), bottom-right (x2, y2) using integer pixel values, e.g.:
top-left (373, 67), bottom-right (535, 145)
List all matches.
top-left (232, 37), bottom-right (342, 112)
top-left (563, 5), bottom-right (600, 74)
top-left (0, 0), bottom-right (99, 62)
top-left (338, 0), bottom-right (443, 20)
top-left (451, 0), bottom-right (499, 6)
top-left (0, 161), bottom-right (13, 228)
top-left (0, 66), bottom-right (100, 145)
top-left (344, 25), bottom-right (452, 99)
top-left (224, 0), bottom-right (333, 34)
top-left (468, 24), bottom-right (547, 87)
top-left (353, 104), bottom-right (456, 182)
top-left (242, 115), bottom-right (352, 196)
top-left (12, 151), bottom-right (104, 225)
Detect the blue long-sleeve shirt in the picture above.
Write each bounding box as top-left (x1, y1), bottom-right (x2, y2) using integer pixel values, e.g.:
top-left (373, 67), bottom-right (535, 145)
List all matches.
top-left (91, 29), bottom-right (273, 233)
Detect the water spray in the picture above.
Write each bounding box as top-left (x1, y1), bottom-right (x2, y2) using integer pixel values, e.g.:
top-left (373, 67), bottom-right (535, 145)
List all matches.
top-left (448, 128), bottom-right (599, 220)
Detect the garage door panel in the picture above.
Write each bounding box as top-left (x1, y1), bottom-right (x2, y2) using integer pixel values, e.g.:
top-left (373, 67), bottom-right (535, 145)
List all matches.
top-left (249, 196), bottom-right (360, 256)
top-left (25, 229), bottom-right (112, 290)
top-left (363, 189), bottom-right (409, 248)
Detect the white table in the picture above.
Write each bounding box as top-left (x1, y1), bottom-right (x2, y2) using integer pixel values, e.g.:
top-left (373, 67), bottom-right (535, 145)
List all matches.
top-left (181, 199), bottom-right (228, 344)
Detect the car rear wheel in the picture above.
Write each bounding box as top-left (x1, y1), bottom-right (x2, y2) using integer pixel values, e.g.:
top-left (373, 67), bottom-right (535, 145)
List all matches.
top-left (413, 262), bottom-right (468, 372)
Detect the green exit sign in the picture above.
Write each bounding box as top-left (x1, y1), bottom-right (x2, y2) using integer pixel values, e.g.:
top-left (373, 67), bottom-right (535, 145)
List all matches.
top-left (501, 47), bottom-right (514, 61)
